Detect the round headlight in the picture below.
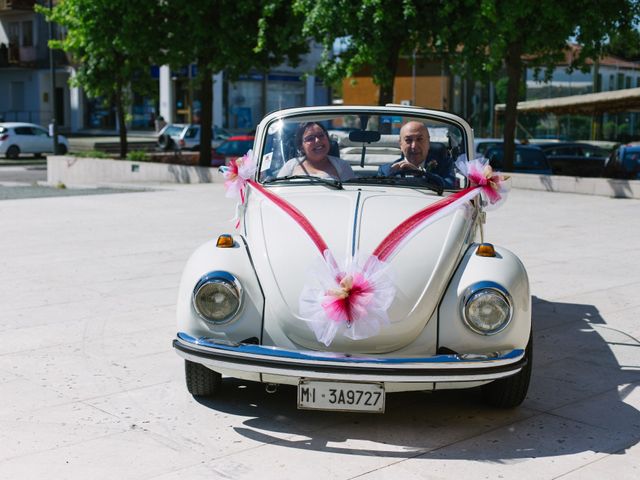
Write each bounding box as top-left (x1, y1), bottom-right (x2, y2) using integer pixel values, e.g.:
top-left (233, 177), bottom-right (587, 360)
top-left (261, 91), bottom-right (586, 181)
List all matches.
top-left (462, 283), bottom-right (512, 335)
top-left (193, 271), bottom-right (242, 324)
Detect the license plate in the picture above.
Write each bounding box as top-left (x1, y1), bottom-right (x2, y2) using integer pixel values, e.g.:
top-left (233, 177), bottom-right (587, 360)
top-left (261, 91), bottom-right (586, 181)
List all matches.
top-left (297, 380), bottom-right (385, 413)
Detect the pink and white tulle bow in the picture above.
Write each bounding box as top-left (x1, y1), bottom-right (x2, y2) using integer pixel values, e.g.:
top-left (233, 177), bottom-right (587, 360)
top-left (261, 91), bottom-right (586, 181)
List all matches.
top-left (299, 252), bottom-right (395, 346)
top-left (221, 150), bottom-right (256, 204)
top-left (455, 156), bottom-right (509, 207)
top-left (220, 151), bottom-right (256, 228)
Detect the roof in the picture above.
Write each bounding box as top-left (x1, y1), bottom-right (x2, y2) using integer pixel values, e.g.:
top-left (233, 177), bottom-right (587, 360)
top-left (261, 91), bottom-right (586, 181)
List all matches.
top-left (494, 87), bottom-right (640, 115)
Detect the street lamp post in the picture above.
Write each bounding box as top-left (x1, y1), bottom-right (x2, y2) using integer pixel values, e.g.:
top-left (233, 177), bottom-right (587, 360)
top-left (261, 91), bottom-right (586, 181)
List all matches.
top-left (48, 0), bottom-right (59, 154)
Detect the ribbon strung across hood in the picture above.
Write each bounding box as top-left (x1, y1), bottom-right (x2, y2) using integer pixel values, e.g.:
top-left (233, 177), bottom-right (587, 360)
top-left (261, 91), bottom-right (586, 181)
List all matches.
top-left (223, 154), bottom-right (508, 346)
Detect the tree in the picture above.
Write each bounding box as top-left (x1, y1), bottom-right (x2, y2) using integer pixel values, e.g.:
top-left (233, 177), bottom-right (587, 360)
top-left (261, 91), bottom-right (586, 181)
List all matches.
top-left (41, 0), bottom-right (166, 158)
top-left (295, 0), bottom-right (441, 105)
top-left (437, 0), bottom-right (639, 170)
top-left (165, 0), bottom-right (308, 166)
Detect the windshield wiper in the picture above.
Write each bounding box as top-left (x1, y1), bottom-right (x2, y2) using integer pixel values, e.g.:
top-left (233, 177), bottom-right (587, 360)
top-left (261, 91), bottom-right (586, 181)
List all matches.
top-left (262, 175), bottom-right (343, 190)
top-left (343, 177), bottom-right (443, 195)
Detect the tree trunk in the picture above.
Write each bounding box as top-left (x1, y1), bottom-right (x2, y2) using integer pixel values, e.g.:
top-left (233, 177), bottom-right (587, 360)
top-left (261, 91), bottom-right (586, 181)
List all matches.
top-left (503, 42), bottom-right (523, 172)
top-left (377, 46), bottom-right (400, 106)
top-left (199, 65), bottom-right (213, 167)
top-left (115, 89), bottom-right (128, 159)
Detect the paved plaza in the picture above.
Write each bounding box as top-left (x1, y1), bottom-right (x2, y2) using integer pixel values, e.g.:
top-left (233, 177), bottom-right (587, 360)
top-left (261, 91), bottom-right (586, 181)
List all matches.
top-left (0, 181), bottom-right (638, 479)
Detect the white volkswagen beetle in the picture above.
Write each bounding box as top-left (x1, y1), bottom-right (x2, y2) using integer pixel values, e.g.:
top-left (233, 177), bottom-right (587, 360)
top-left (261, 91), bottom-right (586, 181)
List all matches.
top-left (173, 105), bottom-right (531, 412)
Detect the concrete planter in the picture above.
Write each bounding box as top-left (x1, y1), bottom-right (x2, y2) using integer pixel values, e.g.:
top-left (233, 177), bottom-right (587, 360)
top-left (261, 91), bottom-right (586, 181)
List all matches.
top-left (508, 172), bottom-right (640, 199)
top-left (46, 156), bottom-right (640, 198)
top-left (47, 156), bottom-right (222, 186)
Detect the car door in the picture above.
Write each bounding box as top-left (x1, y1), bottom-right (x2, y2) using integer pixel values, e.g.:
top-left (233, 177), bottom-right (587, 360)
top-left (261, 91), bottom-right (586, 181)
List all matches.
top-left (31, 126), bottom-right (52, 153)
top-left (12, 126), bottom-right (36, 153)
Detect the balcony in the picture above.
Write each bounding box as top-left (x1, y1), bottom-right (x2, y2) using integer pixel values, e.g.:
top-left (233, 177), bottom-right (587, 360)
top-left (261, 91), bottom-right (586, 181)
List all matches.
top-left (0, 0), bottom-right (36, 12)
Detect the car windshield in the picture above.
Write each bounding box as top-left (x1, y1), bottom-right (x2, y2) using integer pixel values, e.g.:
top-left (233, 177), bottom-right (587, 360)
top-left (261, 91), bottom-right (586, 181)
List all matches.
top-left (217, 139), bottom-right (254, 156)
top-left (164, 125), bottom-right (184, 136)
top-left (257, 111), bottom-right (467, 190)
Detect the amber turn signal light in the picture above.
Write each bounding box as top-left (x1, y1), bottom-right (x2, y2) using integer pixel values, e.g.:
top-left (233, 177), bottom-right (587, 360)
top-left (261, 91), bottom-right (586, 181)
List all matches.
top-left (216, 234), bottom-right (234, 248)
top-left (476, 243), bottom-right (496, 257)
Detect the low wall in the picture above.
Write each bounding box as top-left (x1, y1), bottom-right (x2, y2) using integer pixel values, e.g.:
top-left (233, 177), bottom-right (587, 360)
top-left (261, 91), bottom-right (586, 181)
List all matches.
top-left (508, 172), bottom-right (640, 199)
top-left (47, 156), bottom-right (640, 198)
top-left (47, 156), bottom-right (222, 185)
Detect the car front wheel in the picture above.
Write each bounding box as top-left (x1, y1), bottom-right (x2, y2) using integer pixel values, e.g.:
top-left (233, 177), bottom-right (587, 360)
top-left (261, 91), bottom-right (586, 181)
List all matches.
top-left (185, 360), bottom-right (221, 397)
top-left (6, 145), bottom-right (20, 159)
top-left (481, 334), bottom-right (532, 408)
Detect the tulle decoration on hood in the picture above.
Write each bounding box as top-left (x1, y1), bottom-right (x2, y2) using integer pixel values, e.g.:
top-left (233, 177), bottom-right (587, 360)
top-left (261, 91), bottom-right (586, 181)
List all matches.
top-left (299, 251), bottom-right (395, 346)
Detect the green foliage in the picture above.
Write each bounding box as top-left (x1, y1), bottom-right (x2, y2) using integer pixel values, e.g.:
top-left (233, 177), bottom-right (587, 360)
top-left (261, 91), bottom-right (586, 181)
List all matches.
top-left (436, 0), bottom-right (638, 168)
top-left (39, 0), bottom-right (164, 101)
top-left (164, 1), bottom-right (307, 81)
top-left (39, 0), bottom-right (167, 158)
top-left (164, 0), bottom-right (308, 166)
top-left (127, 151), bottom-right (149, 162)
top-left (71, 150), bottom-right (111, 159)
top-left (294, 0), bottom-right (440, 104)
top-left (606, 26), bottom-right (640, 60)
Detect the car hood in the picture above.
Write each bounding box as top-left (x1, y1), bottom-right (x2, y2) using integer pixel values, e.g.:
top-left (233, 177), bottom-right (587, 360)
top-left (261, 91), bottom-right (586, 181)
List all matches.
top-left (244, 185), bottom-right (475, 353)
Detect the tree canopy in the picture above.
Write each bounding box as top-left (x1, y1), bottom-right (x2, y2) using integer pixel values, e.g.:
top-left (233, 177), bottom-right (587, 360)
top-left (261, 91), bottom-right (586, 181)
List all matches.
top-left (437, 0), bottom-right (639, 169)
top-left (164, 0), bottom-right (308, 165)
top-left (295, 0), bottom-right (442, 105)
top-left (41, 0), bottom-right (166, 158)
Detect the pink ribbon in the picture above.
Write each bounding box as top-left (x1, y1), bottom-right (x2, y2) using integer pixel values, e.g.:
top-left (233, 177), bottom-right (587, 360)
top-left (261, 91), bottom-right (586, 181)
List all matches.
top-left (241, 158), bottom-right (506, 345)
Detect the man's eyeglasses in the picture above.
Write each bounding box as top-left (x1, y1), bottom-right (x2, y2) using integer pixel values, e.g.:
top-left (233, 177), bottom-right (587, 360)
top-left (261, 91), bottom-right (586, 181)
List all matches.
top-left (303, 133), bottom-right (326, 143)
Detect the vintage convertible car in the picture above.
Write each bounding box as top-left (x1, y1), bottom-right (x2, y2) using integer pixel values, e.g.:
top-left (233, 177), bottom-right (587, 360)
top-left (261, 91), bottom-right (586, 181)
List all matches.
top-left (173, 105), bottom-right (532, 413)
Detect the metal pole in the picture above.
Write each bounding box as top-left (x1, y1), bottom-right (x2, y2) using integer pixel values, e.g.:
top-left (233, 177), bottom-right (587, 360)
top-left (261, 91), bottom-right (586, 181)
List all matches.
top-left (48, 0), bottom-right (59, 154)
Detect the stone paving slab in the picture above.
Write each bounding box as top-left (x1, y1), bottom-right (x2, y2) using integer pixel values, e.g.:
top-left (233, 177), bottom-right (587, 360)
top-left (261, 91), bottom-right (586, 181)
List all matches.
top-left (0, 184), bottom-right (638, 479)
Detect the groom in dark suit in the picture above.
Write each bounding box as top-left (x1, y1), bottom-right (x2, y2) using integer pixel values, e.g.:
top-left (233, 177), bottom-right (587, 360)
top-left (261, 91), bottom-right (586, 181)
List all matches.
top-left (377, 121), bottom-right (454, 187)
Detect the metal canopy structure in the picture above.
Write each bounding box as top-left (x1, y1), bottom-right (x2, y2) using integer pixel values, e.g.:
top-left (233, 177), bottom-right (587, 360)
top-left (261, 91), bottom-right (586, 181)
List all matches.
top-left (495, 87), bottom-right (640, 115)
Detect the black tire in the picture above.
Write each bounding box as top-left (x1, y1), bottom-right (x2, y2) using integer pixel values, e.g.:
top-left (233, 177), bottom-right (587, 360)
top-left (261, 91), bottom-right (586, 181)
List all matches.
top-left (5, 145), bottom-right (20, 159)
top-left (58, 144), bottom-right (68, 155)
top-left (157, 134), bottom-right (174, 151)
top-left (482, 335), bottom-right (532, 408)
top-left (185, 360), bottom-right (221, 397)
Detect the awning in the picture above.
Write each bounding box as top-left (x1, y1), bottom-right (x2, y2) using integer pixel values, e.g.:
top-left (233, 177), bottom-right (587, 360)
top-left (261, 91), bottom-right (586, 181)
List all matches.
top-left (494, 88), bottom-right (640, 115)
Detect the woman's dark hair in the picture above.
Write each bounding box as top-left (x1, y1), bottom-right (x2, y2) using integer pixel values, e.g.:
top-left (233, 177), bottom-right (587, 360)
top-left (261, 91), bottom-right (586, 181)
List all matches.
top-left (294, 122), bottom-right (330, 151)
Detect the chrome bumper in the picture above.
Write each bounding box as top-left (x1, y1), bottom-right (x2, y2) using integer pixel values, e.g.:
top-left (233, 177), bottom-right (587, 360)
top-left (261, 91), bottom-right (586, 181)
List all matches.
top-left (173, 332), bottom-right (527, 383)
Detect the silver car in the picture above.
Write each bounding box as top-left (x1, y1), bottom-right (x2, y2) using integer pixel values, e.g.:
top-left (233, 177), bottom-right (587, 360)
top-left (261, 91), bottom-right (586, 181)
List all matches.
top-left (157, 123), bottom-right (230, 151)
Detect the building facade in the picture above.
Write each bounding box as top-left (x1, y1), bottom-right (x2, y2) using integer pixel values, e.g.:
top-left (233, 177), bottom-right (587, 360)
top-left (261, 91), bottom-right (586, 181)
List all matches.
top-left (1, 1), bottom-right (330, 134)
top-left (0, 0), bottom-right (71, 129)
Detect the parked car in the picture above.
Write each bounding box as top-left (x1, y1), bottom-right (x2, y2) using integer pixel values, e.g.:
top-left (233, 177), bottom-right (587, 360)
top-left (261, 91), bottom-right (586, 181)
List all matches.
top-left (533, 142), bottom-right (608, 177)
top-left (173, 105), bottom-right (532, 413)
top-left (156, 123), bottom-right (187, 150)
top-left (485, 144), bottom-right (553, 174)
top-left (157, 123), bottom-right (230, 151)
top-left (210, 134), bottom-right (254, 166)
top-left (0, 122), bottom-right (69, 159)
top-left (603, 143), bottom-right (640, 179)
top-left (474, 138), bottom-right (519, 157)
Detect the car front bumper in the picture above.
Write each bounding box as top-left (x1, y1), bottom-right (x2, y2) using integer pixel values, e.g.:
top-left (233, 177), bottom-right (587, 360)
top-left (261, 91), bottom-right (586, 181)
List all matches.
top-left (174, 332), bottom-right (527, 390)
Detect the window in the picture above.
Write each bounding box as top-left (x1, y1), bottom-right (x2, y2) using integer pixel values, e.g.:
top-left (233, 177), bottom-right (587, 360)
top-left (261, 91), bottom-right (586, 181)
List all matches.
top-left (22, 21), bottom-right (33, 47)
top-left (8, 22), bottom-right (19, 44)
top-left (14, 127), bottom-right (33, 135)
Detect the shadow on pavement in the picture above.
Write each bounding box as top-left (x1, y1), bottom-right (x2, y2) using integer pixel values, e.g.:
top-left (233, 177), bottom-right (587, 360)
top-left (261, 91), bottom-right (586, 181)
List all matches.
top-left (195, 296), bottom-right (639, 460)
